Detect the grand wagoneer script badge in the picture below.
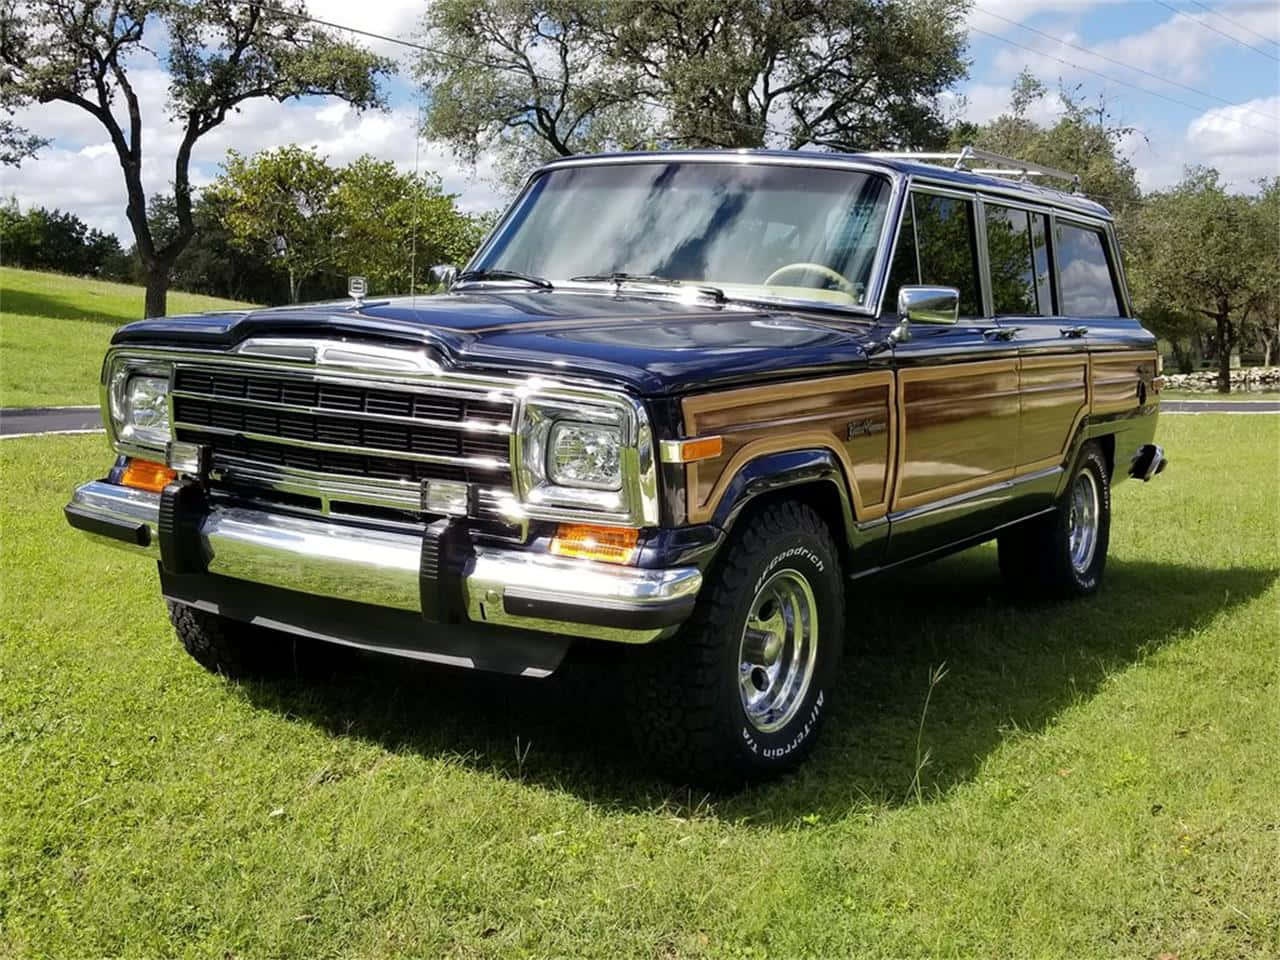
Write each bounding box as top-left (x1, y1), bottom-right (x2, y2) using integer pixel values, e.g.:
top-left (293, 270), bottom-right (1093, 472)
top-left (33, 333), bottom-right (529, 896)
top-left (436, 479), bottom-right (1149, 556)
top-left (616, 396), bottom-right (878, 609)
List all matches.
top-left (846, 417), bottom-right (888, 440)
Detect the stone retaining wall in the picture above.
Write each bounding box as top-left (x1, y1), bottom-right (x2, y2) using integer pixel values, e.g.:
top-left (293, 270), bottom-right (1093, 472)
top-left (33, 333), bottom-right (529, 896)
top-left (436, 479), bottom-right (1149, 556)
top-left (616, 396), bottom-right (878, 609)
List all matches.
top-left (1163, 367), bottom-right (1280, 393)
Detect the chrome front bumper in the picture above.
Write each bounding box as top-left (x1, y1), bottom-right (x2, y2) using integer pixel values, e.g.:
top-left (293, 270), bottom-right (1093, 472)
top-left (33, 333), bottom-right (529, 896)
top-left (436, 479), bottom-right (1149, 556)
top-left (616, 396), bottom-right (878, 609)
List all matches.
top-left (65, 480), bottom-right (701, 645)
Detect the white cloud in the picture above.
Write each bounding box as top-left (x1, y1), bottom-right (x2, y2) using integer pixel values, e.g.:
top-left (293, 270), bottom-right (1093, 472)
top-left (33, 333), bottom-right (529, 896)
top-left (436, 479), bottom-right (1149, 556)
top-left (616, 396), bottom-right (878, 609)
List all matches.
top-left (0, 51), bottom-right (504, 243)
top-left (1123, 96), bottom-right (1280, 191)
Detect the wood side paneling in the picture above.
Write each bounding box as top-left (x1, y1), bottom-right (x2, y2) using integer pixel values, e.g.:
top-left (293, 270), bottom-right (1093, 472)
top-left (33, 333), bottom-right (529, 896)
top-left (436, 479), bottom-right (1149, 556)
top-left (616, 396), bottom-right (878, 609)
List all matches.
top-left (682, 372), bottom-right (896, 524)
top-left (892, 359), bottom-right (1020, 511)
top-left (1091, 351), bottom-right (1157, 415)
top-left (1017, 354), bottom-right (1089, 474)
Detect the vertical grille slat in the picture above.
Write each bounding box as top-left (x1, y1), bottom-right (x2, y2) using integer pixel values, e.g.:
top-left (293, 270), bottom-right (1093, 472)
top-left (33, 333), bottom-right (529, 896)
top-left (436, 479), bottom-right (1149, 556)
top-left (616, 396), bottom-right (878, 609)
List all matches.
top-left (172, 363), bottom-right (515, 518)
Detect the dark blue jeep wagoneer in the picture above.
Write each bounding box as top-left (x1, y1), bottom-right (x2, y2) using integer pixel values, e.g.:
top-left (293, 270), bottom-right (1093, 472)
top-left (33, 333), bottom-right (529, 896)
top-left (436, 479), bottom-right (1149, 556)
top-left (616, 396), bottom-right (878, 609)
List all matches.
top-left (65, 148), bottom-right (1166, 784)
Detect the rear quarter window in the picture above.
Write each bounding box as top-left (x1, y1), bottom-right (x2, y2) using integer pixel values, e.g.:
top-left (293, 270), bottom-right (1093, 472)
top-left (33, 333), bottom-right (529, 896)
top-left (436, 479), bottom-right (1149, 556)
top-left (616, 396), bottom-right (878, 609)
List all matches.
top-left (1056, 222), bottom-right (1124, 317)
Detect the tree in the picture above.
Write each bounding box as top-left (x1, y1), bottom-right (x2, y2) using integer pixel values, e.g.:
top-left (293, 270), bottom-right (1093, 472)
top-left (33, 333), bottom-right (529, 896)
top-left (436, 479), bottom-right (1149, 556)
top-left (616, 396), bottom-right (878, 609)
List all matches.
top-left (212, 148), bottom-right (496, 303)
top-left (331, 156), bottom-right (492, 294)
top-left (1243, 178), bottom-right (1279, 368)
top-left (0, 197), bottom-right (128, 276)
top-left (415, 0), bottom-right (649, 184)
top-left (144, 191), bottom-right (282, 304)
top-left (1132, 168), bottom-right (1266, 393)
top-left (0, 0), bottom-right (391, 317)
top-left (951, 70), bottom-right (1143, 229)
top-left (417, 0), bottom-right (970, 185)
top-left (215, 146), bottom-right (342, 304)
top-left (0, 118), bottom-right (46, 166)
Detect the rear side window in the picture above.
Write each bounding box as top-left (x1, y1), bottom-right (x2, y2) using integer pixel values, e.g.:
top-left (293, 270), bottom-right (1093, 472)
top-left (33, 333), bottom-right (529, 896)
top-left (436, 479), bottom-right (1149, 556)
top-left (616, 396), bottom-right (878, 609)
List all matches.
top-left (984, 204), bottom-right (1039, 315)
top-left (885, 192), bottom-right (982, 317)
top-left (1056, 223), bottom-right (1123, 317)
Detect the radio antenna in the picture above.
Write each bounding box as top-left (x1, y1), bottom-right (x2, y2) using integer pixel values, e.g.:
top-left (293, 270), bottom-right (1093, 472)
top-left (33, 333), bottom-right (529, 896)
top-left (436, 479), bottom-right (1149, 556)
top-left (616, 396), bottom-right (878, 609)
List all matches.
top-left (409, 87), bottom-right (425, 305)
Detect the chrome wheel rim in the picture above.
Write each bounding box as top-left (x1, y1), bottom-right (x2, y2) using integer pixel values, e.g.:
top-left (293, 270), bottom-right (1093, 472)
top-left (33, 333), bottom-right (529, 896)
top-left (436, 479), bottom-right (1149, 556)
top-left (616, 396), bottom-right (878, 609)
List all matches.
top-left (1067, 468), bottom-right (1100, 575)
top-left (738, 570), bottom-right (819, 734)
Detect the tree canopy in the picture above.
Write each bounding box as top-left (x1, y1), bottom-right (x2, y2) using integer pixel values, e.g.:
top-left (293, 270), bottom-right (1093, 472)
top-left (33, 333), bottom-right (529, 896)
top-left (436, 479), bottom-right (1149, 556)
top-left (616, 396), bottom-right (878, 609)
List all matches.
top-left (417, 0), bottom-right (971, 185)
top-left (212, 147), bottom-right (492, 304)
top-left (1128, 168), bottom-right (1276, 389)
top-left (950, 70), bottom-right (1142, 227)
top-left (0, 0), bottom-right (391, 316)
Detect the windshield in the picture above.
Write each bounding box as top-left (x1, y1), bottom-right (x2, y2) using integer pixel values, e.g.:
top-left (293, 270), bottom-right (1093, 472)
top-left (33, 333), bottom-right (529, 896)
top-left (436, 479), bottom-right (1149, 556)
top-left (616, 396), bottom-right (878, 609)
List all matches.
top-left (472, 161), bottom-right (893, 310)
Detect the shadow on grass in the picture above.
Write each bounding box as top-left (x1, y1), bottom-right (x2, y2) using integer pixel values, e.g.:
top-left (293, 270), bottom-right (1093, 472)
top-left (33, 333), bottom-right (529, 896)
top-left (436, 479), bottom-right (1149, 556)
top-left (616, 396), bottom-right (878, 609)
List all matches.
top-left (0, 287), bottom-right (143, 325)
top-left (232, 549), bottom-right (1277, 824)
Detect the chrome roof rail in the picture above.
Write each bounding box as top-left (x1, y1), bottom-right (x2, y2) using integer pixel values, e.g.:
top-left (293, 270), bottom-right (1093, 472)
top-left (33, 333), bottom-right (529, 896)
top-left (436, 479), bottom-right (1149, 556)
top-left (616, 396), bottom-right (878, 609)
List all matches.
top-left (866, 145), bottom-right (1083, 193)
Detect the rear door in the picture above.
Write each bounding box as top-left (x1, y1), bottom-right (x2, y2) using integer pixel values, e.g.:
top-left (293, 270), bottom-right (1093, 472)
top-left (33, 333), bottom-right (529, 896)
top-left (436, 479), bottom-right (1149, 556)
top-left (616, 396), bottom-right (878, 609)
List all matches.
top-left (985, 201), bottom-right (1090, 511)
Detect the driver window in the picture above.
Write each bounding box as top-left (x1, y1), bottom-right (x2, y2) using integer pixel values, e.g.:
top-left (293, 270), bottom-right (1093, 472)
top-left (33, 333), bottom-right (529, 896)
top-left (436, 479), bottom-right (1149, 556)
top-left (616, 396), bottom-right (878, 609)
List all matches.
top-left (885, 192), bottom-right (983, 317)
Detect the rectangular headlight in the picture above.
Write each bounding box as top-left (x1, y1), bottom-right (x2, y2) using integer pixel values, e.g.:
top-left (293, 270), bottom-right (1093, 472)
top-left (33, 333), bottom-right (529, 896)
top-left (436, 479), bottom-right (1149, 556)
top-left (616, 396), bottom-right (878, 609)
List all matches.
top-left (513, 391), bottom-right (657, 527)
top-left (548, 421), bottom-right (622, 491)
top-left (105, 356), bottom-right (173, 453)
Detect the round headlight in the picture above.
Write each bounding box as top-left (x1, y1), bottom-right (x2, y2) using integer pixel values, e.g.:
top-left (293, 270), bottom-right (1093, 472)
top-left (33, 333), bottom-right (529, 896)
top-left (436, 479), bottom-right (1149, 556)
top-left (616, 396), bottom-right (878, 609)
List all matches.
top-left (547, 421), bottom-right (622, 490)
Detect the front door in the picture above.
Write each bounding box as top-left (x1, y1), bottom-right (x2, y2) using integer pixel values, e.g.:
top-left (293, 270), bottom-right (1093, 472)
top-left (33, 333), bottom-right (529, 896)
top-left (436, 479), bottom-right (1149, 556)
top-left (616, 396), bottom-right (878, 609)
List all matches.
top-left (885, 188), bottom-right (1021, 562)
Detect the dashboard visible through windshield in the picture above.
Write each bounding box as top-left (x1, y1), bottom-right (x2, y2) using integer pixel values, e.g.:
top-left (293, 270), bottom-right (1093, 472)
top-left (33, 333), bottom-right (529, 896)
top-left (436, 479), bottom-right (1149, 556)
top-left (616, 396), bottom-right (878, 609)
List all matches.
top-left (471, 161), bottom-right (894, 311)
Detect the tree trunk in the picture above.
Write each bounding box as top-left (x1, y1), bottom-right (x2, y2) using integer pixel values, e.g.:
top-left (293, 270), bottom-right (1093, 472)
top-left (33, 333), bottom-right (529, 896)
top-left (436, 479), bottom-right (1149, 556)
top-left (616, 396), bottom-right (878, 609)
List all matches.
top-left (1216, 314), bottom-right (1232, 394)
top-left (144, 268), bottom-right (169, 318)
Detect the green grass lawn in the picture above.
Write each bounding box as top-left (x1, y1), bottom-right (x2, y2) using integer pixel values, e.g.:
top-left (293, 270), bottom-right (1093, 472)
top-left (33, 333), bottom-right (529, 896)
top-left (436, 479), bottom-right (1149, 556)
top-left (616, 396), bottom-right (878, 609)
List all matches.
top-left (1, 416), bottom-right (1276, 958)
top-left (1163, 390), bottom-right (1279, 402)
top-left (0, 266), bottom-right (253, 408)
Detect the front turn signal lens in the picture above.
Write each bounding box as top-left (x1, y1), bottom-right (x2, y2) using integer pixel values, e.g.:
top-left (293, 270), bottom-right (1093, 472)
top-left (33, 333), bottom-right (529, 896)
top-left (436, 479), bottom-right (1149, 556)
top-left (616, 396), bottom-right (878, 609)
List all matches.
top-left (121, 458), bottom-right (176, 493)
top-left (550, 523), bottom-right (640, 565)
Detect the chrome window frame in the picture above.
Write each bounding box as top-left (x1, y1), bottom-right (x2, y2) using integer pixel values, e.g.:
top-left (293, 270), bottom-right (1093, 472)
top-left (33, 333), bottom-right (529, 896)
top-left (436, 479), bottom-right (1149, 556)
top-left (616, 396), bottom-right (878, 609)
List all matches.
top-left (877, 179), bottom-right (995, 321)
top-left (465, 152), bottom-right (909, 321)
top-left (974, 193), bottom-right (1058, 318)
top-left (1050, 213), bottom-right (1132, 319)
top-left (98, 343), bottom-right (660, 528)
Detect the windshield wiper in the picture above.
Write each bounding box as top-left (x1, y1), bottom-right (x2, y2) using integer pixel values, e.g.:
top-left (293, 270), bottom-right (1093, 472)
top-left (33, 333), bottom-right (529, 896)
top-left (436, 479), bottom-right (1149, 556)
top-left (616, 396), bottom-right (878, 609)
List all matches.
top-left (455, 268), bottom-right (553, 289)
top-left (570, 272), bottom-right (725, 303)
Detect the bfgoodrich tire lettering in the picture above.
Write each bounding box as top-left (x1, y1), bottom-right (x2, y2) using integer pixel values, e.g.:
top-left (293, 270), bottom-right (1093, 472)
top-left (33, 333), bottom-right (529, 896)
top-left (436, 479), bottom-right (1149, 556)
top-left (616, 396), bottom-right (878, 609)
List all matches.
top-left (998, 441), bottom-right (1112, 598)
top-left (626, 500), bottom-right (845, 786)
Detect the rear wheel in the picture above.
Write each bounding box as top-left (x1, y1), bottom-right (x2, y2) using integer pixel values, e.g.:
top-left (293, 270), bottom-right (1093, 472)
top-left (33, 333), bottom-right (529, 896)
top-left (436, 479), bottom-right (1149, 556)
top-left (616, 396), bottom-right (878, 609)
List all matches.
top-left (626, 500), bottom-right (845, 786)
top-left (998, 441), bottom-right (1111, 597)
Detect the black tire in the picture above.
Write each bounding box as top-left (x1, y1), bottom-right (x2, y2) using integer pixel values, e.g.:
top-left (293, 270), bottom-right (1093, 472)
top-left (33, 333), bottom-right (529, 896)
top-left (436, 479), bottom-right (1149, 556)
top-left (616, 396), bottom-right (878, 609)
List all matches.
top-left (626, 500), bottom-right (845, 786)
top-left (998, 441), bottom-right (1111, 598)
top-left (167, 600), bottom-right (289, 679)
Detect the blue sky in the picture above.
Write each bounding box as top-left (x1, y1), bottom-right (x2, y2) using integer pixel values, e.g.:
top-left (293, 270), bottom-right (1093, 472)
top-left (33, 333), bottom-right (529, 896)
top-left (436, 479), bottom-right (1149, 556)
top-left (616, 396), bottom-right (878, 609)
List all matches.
top-left (2, 0), bottom-right (1276, 242)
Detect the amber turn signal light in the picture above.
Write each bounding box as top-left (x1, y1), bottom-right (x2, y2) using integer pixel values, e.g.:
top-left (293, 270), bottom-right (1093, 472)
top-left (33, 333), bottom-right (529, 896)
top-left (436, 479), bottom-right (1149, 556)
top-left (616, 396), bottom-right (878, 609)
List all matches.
top-left (660, 435), bottom-right (723, 464)
top-left (550, 523), bottom-right (640, 565)
top-left (121, 458), bottom-right (177, 493)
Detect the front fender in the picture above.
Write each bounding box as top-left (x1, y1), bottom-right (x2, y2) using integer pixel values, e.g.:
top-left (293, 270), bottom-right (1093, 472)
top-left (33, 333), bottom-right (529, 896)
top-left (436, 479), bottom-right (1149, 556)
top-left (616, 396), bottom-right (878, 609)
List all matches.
top-left (706, 448), bottom-right (888, 572)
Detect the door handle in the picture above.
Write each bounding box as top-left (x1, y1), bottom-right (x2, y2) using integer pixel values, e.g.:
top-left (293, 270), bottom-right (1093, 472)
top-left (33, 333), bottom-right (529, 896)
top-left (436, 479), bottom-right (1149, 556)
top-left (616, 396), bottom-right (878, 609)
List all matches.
top-left (1060, 325), bottom-right (1089, 338)
top-left (983, 327), bottom-right (1019, 341)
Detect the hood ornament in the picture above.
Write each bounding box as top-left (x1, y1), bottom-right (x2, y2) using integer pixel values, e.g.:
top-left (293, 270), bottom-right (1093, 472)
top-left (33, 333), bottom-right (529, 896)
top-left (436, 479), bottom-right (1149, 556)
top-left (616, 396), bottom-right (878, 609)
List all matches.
top-left (348, 275), bottom-right (367, 308)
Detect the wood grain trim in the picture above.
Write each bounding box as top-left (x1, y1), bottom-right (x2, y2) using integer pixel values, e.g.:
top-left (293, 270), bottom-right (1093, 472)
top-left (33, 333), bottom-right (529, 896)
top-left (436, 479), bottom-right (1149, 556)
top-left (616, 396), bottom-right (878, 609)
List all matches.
top-left (1013, 353), bottom-right (1090, 477)
top-left (1089, 349), bottom-right (1157, 415)
top-left (893, 467), bottom-right (1017, 512)
top-left (682, 370), bottom-right (896, 525)
top-left (890, 357), bottom-right (1020, 512)
top-left (682, 371), bottom-right (894, 424)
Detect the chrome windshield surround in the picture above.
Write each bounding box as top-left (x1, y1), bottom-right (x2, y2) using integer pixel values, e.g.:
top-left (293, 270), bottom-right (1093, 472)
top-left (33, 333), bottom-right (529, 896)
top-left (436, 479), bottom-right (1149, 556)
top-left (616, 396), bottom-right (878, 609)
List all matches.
top-left (99, 342), bottom-right (660, 528)
top-left (466, 152), bottom-right (907, 321)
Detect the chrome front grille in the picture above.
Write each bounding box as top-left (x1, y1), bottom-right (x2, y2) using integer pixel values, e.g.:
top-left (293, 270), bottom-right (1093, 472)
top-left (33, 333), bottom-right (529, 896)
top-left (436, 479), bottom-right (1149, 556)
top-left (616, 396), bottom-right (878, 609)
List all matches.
top-left (170, 364), bottom-right (515, 519)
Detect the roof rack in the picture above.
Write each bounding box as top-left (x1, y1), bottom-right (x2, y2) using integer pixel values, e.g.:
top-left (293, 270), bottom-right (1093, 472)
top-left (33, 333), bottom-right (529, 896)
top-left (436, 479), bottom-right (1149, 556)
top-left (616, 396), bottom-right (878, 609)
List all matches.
top-left (866, 145), bottom-right (1082, 193)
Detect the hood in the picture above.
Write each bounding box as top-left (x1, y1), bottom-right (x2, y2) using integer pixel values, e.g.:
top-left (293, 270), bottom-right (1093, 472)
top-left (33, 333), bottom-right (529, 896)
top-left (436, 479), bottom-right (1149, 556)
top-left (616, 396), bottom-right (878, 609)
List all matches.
top-left (111, 289), bottom-right (878, 395)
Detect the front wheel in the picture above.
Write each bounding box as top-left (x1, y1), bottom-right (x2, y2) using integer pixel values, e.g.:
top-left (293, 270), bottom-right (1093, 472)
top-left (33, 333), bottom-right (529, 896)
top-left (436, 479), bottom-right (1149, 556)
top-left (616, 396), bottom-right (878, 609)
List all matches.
top-left (167, 601), bottom-right (300, 679)
top-left (999, 441), bottom-right (1112, 597)
top-left (626, 500), bottom-right (845, 786)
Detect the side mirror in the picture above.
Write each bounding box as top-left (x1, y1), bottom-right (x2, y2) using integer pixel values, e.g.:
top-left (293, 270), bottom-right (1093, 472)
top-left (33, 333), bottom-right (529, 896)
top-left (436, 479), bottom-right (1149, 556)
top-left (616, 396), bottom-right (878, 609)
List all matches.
top-left (429, 264), bottom-right (459, 291)
top-left (897, 286), bottom-right (959, 326)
